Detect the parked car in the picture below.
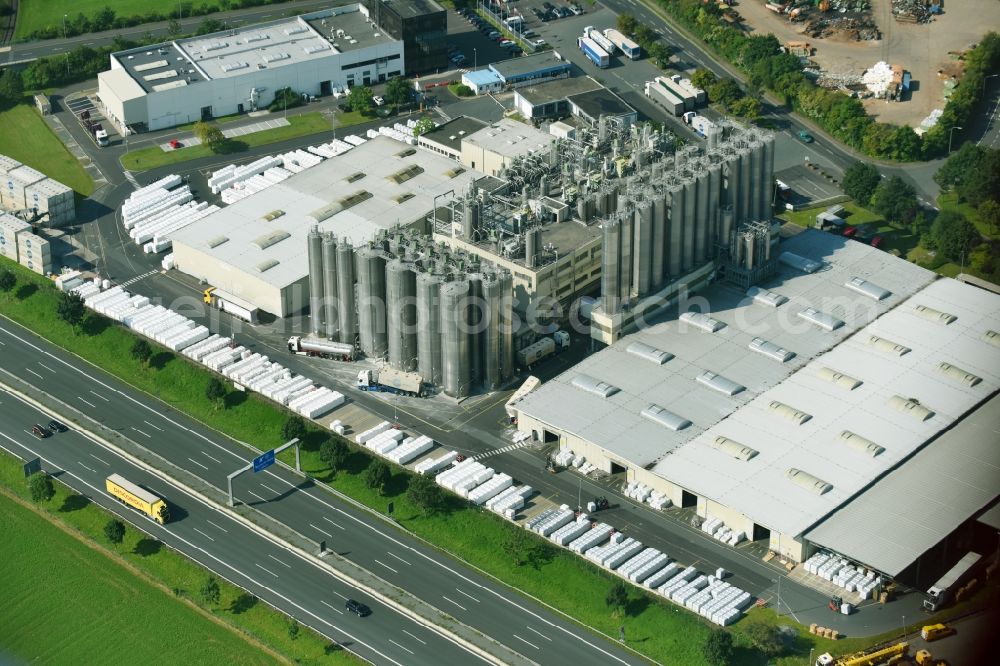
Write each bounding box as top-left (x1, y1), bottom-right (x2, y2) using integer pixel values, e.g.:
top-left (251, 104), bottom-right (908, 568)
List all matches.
top-left (870, 235), bottom-right (884, 249)
top-left (372, 95), bottom-right (385, 106)
top-left (842, 226), bottom-right (857, 238)
top-left (798, 130), bottom-right (814, 143)
top-left (488, 30), bottom-right (500, 39)
top-left (31, 424), bottom-right (51, 439)
top-left (47, 420), bottom-right (67, 433)
top-left (499, 39), bottom-right (513, 46)
top-left (169, 139), bottom-right (181, 149)
top-left (345, 599), bottom-right (371, 617)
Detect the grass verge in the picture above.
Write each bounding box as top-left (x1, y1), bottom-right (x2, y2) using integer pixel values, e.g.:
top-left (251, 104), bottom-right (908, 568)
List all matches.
top-left (0, 450), bottom-right (355, 664)
top-left (0, 103), bottom-right (94, 195)
top-left (778, 201), bottom-right (920, 259)
top-left (2, 257), bottom-right (992, 665)
top-left (122, 113), bottom-right (350, 172)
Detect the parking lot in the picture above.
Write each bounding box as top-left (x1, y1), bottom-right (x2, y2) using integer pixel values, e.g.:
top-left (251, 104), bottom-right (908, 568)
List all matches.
top-left (64, 93), bottom-right (111, 148)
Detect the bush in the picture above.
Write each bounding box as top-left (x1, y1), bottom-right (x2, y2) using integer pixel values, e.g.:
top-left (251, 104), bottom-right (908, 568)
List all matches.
top-left (842, 161), bottom-right (882, 206)
top-left (268, 87), bottom-right (302, 112)
top-left (453, 84), bottom-right (474, 97)
top-left (28, 473), bottom-right (55, 503)
top-left (931, 210), bottom-right (980, 262)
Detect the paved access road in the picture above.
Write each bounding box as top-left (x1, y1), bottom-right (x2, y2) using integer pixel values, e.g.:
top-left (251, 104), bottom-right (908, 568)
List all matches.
top-left (0, 316), bottom-right (647, 666)
top-left (0, 387), bottom-right (474, 666)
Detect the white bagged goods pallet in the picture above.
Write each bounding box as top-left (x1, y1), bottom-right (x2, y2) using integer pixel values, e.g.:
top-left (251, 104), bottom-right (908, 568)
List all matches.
top-left (271, 377), bottom-right (315, 404)
top-left (435, 459), bottom-right (481, 489)
top-left (645, 562), bottom-right (679, 590)
top-left (296, 390), bottom-right (345, 418)
top-left (550, 517), bottom-right (592, 546)
top-left (165, 326), bottom-right (209, 351)
top-left (604, 539), bottom-right (644, 571)
top-left (568, 523), bottom-right (613, 554)
top-left (287, 387), bottom-right (324, 412)
top-left (468, 473), bottom-right (513, 505)
top-left (533, 507), bottom-right (575, 537)
top-left (456, 467), bottom-right (494, 497)
top-left (343, 135), bottom-right (366, 146)
top-left (355, 421), bottom-right (392, 445)
top-left (619, 548), bottom-right (665, 581)
top-left (489, 485), bottom-right (532, 515)
top-left (386, 435), bottom-right (434, 464)
top-left (415, 450), bottom-right (458, 475)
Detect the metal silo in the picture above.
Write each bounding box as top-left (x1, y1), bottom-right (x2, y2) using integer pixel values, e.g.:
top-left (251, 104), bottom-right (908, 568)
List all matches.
top-left (666, 182), bottom-right (684, 278)
top-left (707, 161), bottom-right (722, 251)
top-left (355, 247), bottom-right (387, 359)
top-left (760, 133), bottom-right (775, 221)
top-left (482, 273), bottom-right (502, 391)
top-left (682, 177), bottom-right (697, 272)
top-left (440, 280), bottom-right (471, 398)
top-left (386, 259), bottom-right (417, 371)
top-left (601, 219), bottom-right (621, 314)
top-left (336, 243), bottom-right (356, 345)
top-left (416, 272), bottom-right (443, 386)
top-left (748, 137), bottom-right (763, 221)
top-left (694, 166), bottom-right (710, 264)
top-left (634, 201), bottom-right (653, 298)
top-left (468, 273), bottom-right (483, 387)
top-left (525, 228), bottom-right (537, 268)
top-left (720, 206), bottom-right (735, 250)
top-left (619, 211), bottom-right (633, 303)
top-left (739, 145), bottom-right (752, 224)
top-left (651, 193), bottom-right (667, 290)
top-left (500, 271), bottom-right (514, 383)
top-left (322, 233), bottom-right (339, 340)
top-left (307, 226), bottom-right (324, 336)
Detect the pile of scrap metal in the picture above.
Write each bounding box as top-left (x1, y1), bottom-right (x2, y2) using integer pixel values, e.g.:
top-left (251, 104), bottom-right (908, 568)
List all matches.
top-left (892, 0), bottom-right (941, 23)
top-left (804, 14), bottom-right (881, 41)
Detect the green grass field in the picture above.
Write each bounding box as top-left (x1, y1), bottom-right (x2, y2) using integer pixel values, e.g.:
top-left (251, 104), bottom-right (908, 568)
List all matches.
top-left (0, 493), bottom-right (280, 665)
top-left (121, 112), bottom-right (366, 172)
top-left (15, 1), bottom-right (187, 39)
top-left (0, 104), bottom-right (93, 195)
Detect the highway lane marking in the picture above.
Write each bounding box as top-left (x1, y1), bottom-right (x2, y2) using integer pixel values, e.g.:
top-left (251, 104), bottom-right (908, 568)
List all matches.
top-left (188, 457), bottom-right (209, 470)
top-left (89, 453), bottom-right (110, 466)
top-left (388, 639), bottom-right (414, 655)
top-left (455, 588), bottom-right (480, 604)
top-left (322, 516), bottom-right (345, 530)
top-left (78, 397), bottom-right (97, 409)
top-left (254, 563), bottom-right (279, 578)
top-left (143, 420), bottom-right (163, 431)
top-left (0, 411), bottom-right (412, 666)
top-left (247, 490), bottom-right (268, 502)
top-left (320, 600), bottom-right (344, 615)
top-left (260, 483), bottom-right (279, 494)
top-left (513, 634), bottom-right (540, 650)
top-left (374, 559), bottom-right (398, 574)
top-left (329, 590), bottom-right (348, 601)
top-left (193, 527), bottom-right (216, 542)
top-left (0, 324), bottom-right (628, 663)
top-left (201, 451), bottom-right (222, 464)
top-left (525, 626), bottom-right (552, 641)
top-left (206, 520), bottom-right (228, 533)
top-left (88, 390), bottom-right (110, 402)
top-left (26, 368), bottom-right (43, 379)
top-left (38, 363), bottom-right (56, 373)
top-left (386, 552), bottom-right (411, 566)
top-left (78, 461), bottom-right (97, 473)
top-left (441, 595), bottom-right (467, 612)
top-left (130, 427), bottom-right (151, 438)
top-left (309, 523), bottom-right (334, 539)
top-left (402, 630), bottom-right (426, 645)
top-left (268, 554), bottom-right (292, 569)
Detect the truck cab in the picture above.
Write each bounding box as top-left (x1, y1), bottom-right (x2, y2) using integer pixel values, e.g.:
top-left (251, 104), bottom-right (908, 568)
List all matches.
top-left (553, 330), bottom-right (570, 350)
top-left (95, 128), bottom-right (109, 147)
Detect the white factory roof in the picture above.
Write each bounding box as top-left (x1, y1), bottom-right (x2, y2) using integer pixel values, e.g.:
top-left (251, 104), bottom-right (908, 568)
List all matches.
top-left (516, 231), bottom-right (936, 470)
top-left (168, 136), bottom-right (481, 290)
top-left (805, 392), bottom-right (1000, 577)
top-left (463, 118), bottom-right (555, 161)
top-left (657, 276), bottom-right (1000, 539)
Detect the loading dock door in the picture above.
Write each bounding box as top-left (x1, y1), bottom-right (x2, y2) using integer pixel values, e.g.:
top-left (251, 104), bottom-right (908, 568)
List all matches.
top-left (320, 81), bottom-right (332, 96)
top-left (681, 490), bottom-right (698, 508)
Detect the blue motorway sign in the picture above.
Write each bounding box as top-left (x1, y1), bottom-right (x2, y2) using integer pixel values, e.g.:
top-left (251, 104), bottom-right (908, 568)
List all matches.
top-left (253, 449), bottom-right (276, 473)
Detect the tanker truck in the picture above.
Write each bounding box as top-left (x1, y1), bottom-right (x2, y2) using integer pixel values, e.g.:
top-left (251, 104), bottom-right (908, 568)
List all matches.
top-left (287, 336), bottom-right (355, 361)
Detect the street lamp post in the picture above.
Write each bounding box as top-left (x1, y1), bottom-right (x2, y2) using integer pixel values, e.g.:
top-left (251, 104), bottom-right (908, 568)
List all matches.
top-left (949, 126), bottom-right (963, 153)
top-left (473, 48), bottom-right (477, 70)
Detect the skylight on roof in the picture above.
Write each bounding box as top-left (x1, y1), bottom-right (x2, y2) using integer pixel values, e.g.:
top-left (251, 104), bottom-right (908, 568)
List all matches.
top-left (641, 404), bottom-right (691, 431)
top-left (845, 277), bottom-right (891, 301)
top-left (626, 341), bottom-right (673, 365)
top-left (571, 374), bottom-right (619, 398)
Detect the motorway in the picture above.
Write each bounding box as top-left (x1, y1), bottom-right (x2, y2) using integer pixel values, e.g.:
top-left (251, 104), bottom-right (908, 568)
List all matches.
top-left (0, 316), bottom-right (646, 666)
top-left (0, 386), bottom-right (475, 666)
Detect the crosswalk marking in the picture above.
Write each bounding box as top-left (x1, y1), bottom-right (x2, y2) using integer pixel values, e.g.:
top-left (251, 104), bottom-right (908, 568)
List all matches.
top-left (470, 440), bottom-right (530, 461)
top-left (119, 269), bottom-right (159, 288)
top-left (124, 171), bottom-right (141, 189)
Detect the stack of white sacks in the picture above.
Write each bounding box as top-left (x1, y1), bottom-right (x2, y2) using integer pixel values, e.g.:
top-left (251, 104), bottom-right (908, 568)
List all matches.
top-left (803, 552), bottom-right (881, 600)
top-left (75, 283), bottom-right (344, 419)
top-left (120, 174), bottom-right (220, 254)
top-left (700, 516), bottom-right (745, 547)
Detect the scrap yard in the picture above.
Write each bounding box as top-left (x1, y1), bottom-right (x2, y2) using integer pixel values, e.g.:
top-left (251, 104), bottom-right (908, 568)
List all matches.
top-left (733, 0), bottom-right (1000, 127)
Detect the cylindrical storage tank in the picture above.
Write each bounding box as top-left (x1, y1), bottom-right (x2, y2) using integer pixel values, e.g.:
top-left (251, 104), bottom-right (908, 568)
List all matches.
top-left (601, 219), bottom-right (621, 315)
top-left (499, 272), bottom-right (515, 383)
top-left (606, 186), bottom-right (619, 214)
top-left (336, 243), bottom-right (356, 345)
top-left (595, 191), bottom-right (607, 217)
top-left (651, 193), bottom-right (667, 290)
top-left (618, 212), bottom-right (633, 304)
top-left (720, 206), bottom-right (735, 250)
top-left (739, 146), bottom-right (752, 224)
top-left (482, 273), bottom-right (502, 390)
top-left (416, 273), bottom-right (443, 386)
top-left (322, 233), bottom-right (339, 340)
top-left (440, 280), bottom-right (471, 398)
top-left (525, 228), bottom-right (537, 268)
top-left (707, 162), bottom-right (722, 251)
top-left (666, 183), bottom-right (684, 279)
top-left (694, 167), bottom-right (710, 265)
top-left (744, 230), bottom-right (756, 270)
top-left (760, 133), bottom-right (775, 221)
top-left (682, 178), bottom-right (697, 272)
top-left (355, 247), bottom-right (387, 359)
top-left (634, 201), bottom-right (653, 298)
top-left (307, 227), bottom-right (325, 336)
top-left (539, 175), bottom-right (549, 197)
top-left (386, 260), bottom-right (418, 371)
top-left (748, 138), bottom-right (763, 221)
top-left (576, 197), bottom-right (588, 222)
top-left (468, 273), bottom-right (483, 388)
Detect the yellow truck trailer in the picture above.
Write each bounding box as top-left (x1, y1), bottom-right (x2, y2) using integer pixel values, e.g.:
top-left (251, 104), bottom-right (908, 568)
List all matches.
top-left (105, 473), bottom-right (170, 524)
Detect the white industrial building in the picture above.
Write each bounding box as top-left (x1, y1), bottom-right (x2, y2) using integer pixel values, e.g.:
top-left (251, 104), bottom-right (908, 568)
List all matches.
top-left (514, 230), bottom-right (1000, 574)
top-left (169, 136), bottom-right (480, 316)
top-left (0, 155), bottom-right (75, 226)
top-left (98, 4), bottom-right (404, 132)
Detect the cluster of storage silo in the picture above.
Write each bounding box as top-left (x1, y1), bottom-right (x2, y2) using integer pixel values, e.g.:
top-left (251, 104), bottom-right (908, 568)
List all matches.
top-left (0, 155), bottom-right (75, 226)
top-left (306, 227), bottom-right (516, 398)
top-left (599, 124), bottom-right (775, 314)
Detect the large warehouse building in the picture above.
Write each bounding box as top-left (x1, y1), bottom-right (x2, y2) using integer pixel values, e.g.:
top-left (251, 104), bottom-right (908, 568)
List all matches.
top-left (98, 4), bottom-right (404, 132)
top-left (514, 230), bottom-right (1000, 577)
top-left (169, 136), bottom-right (479, 316)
